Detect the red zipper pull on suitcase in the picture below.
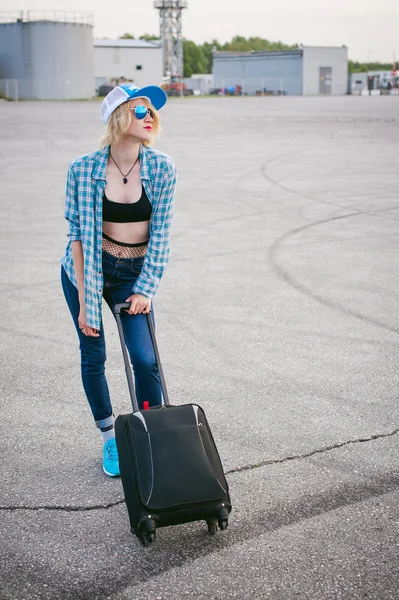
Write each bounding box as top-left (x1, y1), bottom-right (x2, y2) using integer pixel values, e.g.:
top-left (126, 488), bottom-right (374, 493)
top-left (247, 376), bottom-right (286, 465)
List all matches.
top-left (143, 401), bottom-right (150, 411)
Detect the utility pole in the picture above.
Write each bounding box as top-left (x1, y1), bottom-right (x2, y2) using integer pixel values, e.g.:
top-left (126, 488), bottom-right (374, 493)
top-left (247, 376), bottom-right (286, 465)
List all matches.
top-left (154, 0), bottom-right (187, 78)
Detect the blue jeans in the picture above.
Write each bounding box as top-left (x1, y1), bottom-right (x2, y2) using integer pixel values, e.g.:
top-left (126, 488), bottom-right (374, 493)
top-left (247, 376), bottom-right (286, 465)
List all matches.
top-left (61, 250), bottom-right (162, 423)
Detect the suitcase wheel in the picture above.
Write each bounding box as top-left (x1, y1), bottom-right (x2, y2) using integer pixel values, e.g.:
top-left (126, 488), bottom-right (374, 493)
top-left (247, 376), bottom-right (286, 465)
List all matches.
top-left (207, 521), bottom-right (218, 535)
top-left (136, 516), bottom-right (157, 546)
top-left (217, 505), bottom-right (230, 532)
top-left (219, 519), bottom-right (228, 531)
top-left (140, 531), bottom-right (156, 546)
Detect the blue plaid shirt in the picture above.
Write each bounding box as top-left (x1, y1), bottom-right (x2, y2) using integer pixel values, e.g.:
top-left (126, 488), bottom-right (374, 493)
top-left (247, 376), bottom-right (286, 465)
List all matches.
top-left (61, 144), bottom-right (177, 330)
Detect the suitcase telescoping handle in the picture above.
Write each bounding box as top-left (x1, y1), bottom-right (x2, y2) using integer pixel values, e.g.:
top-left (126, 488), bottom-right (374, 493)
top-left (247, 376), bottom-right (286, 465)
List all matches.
top-left (114, 303), bottom-right (170, 411)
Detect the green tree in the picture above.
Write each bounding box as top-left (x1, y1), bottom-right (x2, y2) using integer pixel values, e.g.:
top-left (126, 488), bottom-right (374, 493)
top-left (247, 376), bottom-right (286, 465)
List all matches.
top-left (183, 40), bottom-right (208, 77)
top-left (219, 35), bottom-right (298, 52)
top-left (223, 35), bottom-right (250, 52)
top-left (139, 33), bottom-right (159, 41)
top-left (119, 33), bottom-right (134, 39)
top-left (201, 40), bottom-right (221, 73)
top-left (349, 60), bottom-right (394, 73)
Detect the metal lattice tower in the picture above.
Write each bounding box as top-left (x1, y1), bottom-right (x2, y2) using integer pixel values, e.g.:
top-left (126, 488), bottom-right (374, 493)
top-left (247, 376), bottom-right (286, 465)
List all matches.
top-left (154, 0), bottom-right (187, 78)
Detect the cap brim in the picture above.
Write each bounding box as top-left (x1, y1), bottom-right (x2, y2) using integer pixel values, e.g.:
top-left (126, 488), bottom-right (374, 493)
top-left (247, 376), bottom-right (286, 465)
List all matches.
top-left (130, 85), bottom-right (167, 110)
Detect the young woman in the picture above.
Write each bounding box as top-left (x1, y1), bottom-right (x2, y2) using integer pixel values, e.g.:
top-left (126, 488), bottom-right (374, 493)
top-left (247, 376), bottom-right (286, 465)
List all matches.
top-left (60, 84), bottom-right (177, 477)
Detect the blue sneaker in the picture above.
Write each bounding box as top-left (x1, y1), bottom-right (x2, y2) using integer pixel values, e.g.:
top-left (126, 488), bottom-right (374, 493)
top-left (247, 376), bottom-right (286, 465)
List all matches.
top-left (103, 438), bottom-right (120, 477)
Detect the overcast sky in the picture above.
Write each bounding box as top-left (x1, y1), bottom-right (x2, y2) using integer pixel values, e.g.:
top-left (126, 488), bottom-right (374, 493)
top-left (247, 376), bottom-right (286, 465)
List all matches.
top-left (2, 0), bottom-right (398, 63)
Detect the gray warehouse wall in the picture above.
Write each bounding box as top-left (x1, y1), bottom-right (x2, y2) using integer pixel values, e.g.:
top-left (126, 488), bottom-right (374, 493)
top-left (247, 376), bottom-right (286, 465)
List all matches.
top-left (0, 21), bottom-right (95, 99)
top-left (213, 51), bottom-right (303, 95)
top-left (93, 45), bottom-right (163, 90)
top-left (302, 46), bottom-right (348, 95)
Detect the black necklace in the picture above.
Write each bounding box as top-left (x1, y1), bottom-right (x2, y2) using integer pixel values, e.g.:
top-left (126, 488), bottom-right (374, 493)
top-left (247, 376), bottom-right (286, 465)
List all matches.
top-left (109, 151), bottom-right (140, 184)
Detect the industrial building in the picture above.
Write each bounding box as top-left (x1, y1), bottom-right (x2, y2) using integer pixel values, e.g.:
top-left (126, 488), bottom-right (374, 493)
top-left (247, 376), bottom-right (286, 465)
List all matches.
top-left (212, 46), bottom-right (348, 96)
top-left (94, 38), bottom-right (163, 94)
top-left (0, 11), bottom-right (349, 100)
top-left (0, 11), bottom-right (95, 100)
top-left (350, 70), bottom-right (399, 95)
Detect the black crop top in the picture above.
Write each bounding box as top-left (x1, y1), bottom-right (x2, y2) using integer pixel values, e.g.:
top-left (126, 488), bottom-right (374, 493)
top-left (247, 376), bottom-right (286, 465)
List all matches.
top-left (102, 186), bottom-right (152, 223)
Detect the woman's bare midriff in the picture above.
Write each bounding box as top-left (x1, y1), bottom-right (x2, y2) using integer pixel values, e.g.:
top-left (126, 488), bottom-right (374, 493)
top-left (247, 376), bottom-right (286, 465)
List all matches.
top-left (102, 220), bottom-right (150, 245)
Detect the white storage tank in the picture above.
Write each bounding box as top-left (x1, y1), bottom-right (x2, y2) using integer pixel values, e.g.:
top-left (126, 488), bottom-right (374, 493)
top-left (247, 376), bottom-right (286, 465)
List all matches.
top-left (0, 11), bottom-right (95, 100)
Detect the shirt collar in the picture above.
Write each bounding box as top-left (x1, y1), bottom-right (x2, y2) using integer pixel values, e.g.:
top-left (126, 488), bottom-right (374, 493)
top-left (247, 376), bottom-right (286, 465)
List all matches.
top-left (139, 144), bottom-right (151, 181)
top-left (91, 146), bottom-right (109, 181)
top-left (91, 144), bottom-right (151, 181)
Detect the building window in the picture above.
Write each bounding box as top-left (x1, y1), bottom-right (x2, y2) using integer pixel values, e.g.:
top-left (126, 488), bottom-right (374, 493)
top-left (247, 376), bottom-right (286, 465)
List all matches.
top-left (136, 65), bottom-right (142, 70)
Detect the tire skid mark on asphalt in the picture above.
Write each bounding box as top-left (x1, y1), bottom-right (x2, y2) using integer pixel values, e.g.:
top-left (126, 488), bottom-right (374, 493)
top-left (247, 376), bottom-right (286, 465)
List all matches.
top-left (259, 147), bottom-right (354, 221)
top-left (267, 209), bottom-right (399, 336)
top-left (172, 162), bottom-right (272, 241)
top-left (189, 138), bottom-right (376, 244)
top-left (172, 141), bottom-right (315, 242)
top-left (1, 426), bottom-right (397, 513)
top-left (171, 203), bottom-right (399, 382)
top-left (258, 132), bottom-right (399, 223)
top-left (172, 150), bottom-right (322, 243)
top-left (259, 131), bottom-right (399, 224)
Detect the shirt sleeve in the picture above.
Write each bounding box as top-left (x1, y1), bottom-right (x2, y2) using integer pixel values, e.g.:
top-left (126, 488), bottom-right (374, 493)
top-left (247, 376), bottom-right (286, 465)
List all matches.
top-left (64, 163), bottom-right (81, 242)
top-left (132, 161), bottom-right (177, 298)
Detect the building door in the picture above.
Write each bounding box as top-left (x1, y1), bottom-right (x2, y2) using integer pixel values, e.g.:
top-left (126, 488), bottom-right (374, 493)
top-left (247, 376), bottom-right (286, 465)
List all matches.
top-left (319, 67), bottom-right (332, 94)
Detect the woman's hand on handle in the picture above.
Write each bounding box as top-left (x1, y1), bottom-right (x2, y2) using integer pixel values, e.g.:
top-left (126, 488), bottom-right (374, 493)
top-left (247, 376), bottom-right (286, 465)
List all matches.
top-left (125, 294), bottom-right (151, 315)
top-left (78, 307), bottom-right (100, 337)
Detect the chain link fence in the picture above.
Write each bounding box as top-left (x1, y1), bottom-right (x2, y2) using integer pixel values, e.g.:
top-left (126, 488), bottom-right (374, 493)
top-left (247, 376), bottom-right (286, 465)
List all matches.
top-left (0, 78), bottom-right (93, 100)
top-left (210, 77), bottom-right (301, 96)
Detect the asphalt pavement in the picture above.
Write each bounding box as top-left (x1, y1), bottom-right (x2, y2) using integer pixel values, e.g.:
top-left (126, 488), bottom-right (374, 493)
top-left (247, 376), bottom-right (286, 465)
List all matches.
top-left (1, 95), bottom-right (398, 599)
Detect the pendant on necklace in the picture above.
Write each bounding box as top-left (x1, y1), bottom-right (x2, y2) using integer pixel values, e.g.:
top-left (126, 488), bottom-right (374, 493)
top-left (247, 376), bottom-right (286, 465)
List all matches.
top-left (123, 177), bottom-right (128, 184)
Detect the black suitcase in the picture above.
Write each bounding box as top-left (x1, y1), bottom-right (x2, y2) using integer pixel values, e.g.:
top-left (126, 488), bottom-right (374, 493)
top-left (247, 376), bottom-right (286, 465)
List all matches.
top-left (114, 303), bottom-right (232, 546)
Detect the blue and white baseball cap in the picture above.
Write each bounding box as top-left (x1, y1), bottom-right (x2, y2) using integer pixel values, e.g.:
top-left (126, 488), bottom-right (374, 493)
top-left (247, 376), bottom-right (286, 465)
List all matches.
top-left (100, 84), bottom-right (167, 124)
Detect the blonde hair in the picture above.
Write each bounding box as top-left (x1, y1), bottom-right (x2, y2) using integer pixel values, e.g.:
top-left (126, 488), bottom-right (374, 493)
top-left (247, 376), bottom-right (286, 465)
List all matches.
top-left (99, 98), bottom-right (160, 149)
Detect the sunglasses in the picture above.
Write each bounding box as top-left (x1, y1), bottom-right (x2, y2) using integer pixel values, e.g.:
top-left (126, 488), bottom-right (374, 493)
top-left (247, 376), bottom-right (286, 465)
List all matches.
top-left (130, 105), bottom-right (154, 120)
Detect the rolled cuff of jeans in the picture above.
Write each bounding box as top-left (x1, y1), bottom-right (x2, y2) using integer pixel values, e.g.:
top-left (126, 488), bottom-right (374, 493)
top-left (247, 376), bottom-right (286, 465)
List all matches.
top-left (95, 414), bottom-right (115, 431)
